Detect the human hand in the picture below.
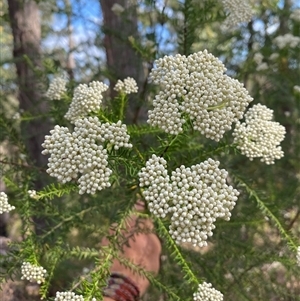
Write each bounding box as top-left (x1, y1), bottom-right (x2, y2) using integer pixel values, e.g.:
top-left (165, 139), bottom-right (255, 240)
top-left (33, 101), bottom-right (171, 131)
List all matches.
top-left (101, 201), bottom-right (161, 300)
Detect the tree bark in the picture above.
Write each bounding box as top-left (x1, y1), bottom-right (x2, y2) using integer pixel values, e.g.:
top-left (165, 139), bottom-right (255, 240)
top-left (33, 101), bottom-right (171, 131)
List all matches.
top-left (99, 0), bottom-right (146, 123)
top-left (8, 0), bottom-right (51, 234)
top-left (65, 0), bottom-right (75, 80)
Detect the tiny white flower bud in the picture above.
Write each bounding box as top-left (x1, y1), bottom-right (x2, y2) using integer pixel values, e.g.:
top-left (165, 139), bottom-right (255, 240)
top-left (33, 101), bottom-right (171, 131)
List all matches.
top-left (0, 192), bottom-right (15, 214)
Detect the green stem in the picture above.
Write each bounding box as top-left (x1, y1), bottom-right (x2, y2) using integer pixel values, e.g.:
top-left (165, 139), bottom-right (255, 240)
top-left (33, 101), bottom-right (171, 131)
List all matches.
top-left (98, 112), bottom-right (110, 123)
top-left (119, 93), bottom-right (127, 121)
top-left (116, 250), bottom-right (181, 300)
top-left (71, 249), bottom-right (112, 292)
top-left (41, 206), bottom-right (96, 239)
top-left (134, 145), bottom-right (145, 162)
top-left (207, 99), bottom-right (229, 111)
top-left (40, 254), bottom-right (60, 299)
top-left (36, 183), bottom-right (77, 200)
top-left (161, 135), bottom-right (179, 156)
top-left (156, 218), bottom-right (199, 286)
top-left (233, 174), bottom-right (298, 251)
top-left (20, 114), bottom-right (49, 121)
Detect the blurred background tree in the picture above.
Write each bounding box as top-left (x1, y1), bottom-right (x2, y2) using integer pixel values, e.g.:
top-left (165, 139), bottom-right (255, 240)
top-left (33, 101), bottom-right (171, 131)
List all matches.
top-left (1, 0), bottom-right (299, 300)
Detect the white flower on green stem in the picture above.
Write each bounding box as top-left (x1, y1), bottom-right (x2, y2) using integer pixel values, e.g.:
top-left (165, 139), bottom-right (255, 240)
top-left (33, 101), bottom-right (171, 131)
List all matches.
top-left (42, 117), bottom-right (132, 194)
top-left (45, 76), bottom-right (68, 100)
top-left (21, 262), bottom-right (47, 284)
top-left (0, 192), bottom-right (15, 214)
top-left (269, 53), bottom-right (279, 61)
top-left (256, 62), bottom-right (268, 71)
top-left (220, 0), bottom-right (253, 29)
top-left (148, 50), bottom-right (253, 140)
top-left (65, 81), bottom-right (108, 123)
top-left (114, 77), bottom-right (138, 94)
top-left (28, 190), bottom-right (37, 199)
top-left (193, 282), bottom-right (223, 301)
top-left (54, 292), bottom-right (84, 301)
top-left (253, 53), bottom-right (263, 65)
top-left (274, 34), bottom-right (300, 49)
top-left (290, 9), bottom-right (300, 22)
top-left (139, 155), bottom-right (172, 218)
top-left (294, 85), bottom-right (300, 94)
top-left (233, 104), bottom-right (286, 164)
top-left (139, 155), bottom-right (239, 248)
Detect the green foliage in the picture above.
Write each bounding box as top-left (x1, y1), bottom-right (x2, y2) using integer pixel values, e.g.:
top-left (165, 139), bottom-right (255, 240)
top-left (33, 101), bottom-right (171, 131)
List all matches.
top-left (1, 1), bottom-right (300, 301)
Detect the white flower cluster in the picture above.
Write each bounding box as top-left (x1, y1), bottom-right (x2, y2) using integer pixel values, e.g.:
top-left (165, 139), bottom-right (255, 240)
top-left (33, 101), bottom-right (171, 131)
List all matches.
top-left (290, 9), bottom-right (300, 22)
top-left (65, 81), bottom-right (108, 123)
top-left (273, 34), bottom-right (300, 49)
top-left (111, 3), bottom-right (125, 15)
top-left (269, 53), bottom-right (279, 61)
top-left (45, 76), bottom-right (68, 100)
top-left (28, 190), bottom-right (37, 199)
top-left (253, 53), bottom-right (263, 65)
top-left (139, 155), bottom-right (171, 218)
top-left (0, 192), bottom-right (15, 214)
top-left (193, 282), bottom-right (223, 301)
top-left (21, 262), bottom-right (47, 284)
top-left (114, 77), bottom-right (138, 94)
top-left (233, 104), bottom-right (286, 164)
top-left (294, 85), bottom-right (300, 94)
top-left (256, 63), bottom-right (268, 71)
top-left (101, 120), bottom-right (133, 150)
top-left (297, 246), bottom-right (300, 267)
top-left (42, 117), bottom-right (132, 194)
top-left (12, 112), bottom-right (21, 120)
top-left (253, 53), bottom-right (268, 71)
top-left (148, 50), bottom-right (253, 141)
top-left (220, 0), bottom-right (253, 29)
top-left (139, 155), bottom-right (239, 247)
top-left (169, 159), bottom-right (239, 247)
top-left (54, 292), bottom-right (84, 301)
top-left (251, 42), bottom-right (260, 51)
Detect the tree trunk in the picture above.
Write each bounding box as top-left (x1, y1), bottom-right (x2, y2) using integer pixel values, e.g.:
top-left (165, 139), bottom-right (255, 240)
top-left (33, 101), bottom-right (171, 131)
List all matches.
top-left (8, 0), bottom-right (51, 234)
top-left (99, 0), bottom-right (146, 123)
top-left (65, 0), bottom-right (75, 80)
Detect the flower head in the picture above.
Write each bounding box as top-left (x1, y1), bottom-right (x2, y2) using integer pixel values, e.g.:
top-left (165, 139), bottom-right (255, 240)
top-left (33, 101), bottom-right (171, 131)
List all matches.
top-left (65, 81), bottom-right (108, 123)
top-left (290, 9), bottom-right (300, 22)
top-left (42, 117), bottom-right (132, 194)
top-left (12, 112), bottom-right (21, 120)
top-left (54, 292), bottom-right (84, 301)
top-left (139, 156), bottom-right (239, 247)
top-left (0, 192), bottom-right (15, 214)
top-left (100, 120), bottom-right (133, 150)
top-left (28, 190), bottom-right (37, 199)
top-left (139, 155), bottom-right (172, 218)
top-left (21, 262), bottom-right (47, 284)
top-left (169, 159), bottom-right (239, 247)
top-left (114, 77), bottom-right (138, 94)
top-left (148, 50), bottom-right (253, 140)
top-left (256, 62), bottom-right (268, 71)
top-left (45, 76), bottom-right (68, 100)
top-left (253, 53), bottom-right (263, 65)
top-left (193, 282), bottom-right (223, 301)
top-left (221, 0), bottom-right (253, 29)
top-left (111, 3), bottom-right (125, 15)
top-left (269, 53), bottom-right (279, 61)
top-left (274, 34), bottom-right (300, 49)
top-left (233, 104), bottom-right (286, 164)
top-left (294, 85), bottom-right (300, 94)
